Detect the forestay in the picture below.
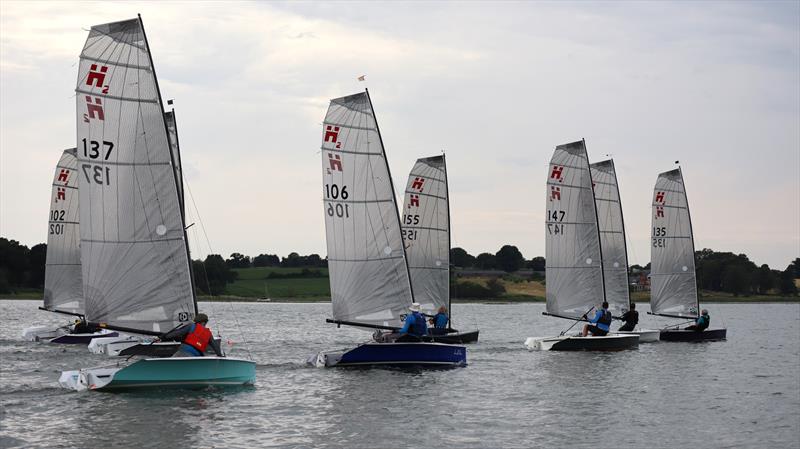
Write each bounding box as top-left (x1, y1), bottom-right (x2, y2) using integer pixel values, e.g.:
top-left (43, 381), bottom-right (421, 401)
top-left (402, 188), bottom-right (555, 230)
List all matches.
top-left (320, 91), bottom-right (413, 327)
top-left (590, 159), bottom-right (630, 316)
top-left (44, 148), bottom-right (84, 314)
top-left (545, 140), bottom-right (605, 318)
top-left (401, 155), bottom-right (449, 314)
top-left (650, 168), bottom-right (699, 317)
top-left (76, 18), bottom-right (195, 333)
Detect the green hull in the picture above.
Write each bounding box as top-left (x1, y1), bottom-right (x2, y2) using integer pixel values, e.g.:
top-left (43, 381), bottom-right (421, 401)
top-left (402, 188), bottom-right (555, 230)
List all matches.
top-left (92, 357), bottom-right (255, 391)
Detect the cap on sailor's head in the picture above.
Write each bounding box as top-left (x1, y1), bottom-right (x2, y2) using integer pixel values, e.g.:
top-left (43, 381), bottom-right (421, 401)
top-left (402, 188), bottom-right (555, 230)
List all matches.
top-left (701, 309), bottom-right (708, 316)
top-left (194, 313), bottom-right (209, 323)
top-left (409, 303), bottom-right (421, 312)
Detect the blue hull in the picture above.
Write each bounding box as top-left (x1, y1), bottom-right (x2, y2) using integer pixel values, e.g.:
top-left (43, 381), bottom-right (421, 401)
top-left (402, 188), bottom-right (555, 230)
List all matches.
top-left (328, 342), bottom-right (467, 367)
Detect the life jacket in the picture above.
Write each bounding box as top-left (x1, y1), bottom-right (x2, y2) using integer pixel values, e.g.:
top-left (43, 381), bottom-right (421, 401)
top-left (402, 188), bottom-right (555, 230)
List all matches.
top-left (183, 323), bottom-right (212, 352)
top-left (697, 315), bottom-right (709, 330)
top-left (434, 313), bottom-right (448, 329)
top-left (598, 309), bottom-right (612, 327)
top-left (408, 312), bottom-right (427, 336)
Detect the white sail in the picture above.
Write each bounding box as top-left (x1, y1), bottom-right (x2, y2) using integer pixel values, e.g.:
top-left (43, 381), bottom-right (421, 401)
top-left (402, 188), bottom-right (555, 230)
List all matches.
top-left (590, 159), bottom-right (630, 315)
top-left (650, 168), bottom-right (699, 317)
top-left (401, 155), bottom-right (449, 314)
top-left (44, 148), bottom-right (84, 314)
top-left (164, 110), bottom-right (184, 215)
top-left (545, 140), bottom-right (605, 318)
top-left (76, 18), bottom-right (195, 333)
top-left (320, 90), bottom-right (413, 327)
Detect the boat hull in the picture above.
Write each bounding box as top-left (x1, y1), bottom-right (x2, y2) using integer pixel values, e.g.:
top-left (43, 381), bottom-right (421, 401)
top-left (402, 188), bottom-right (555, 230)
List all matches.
top-left (525, 334), bottom-right (639, 351)
top-left (659, 328), bottom-right (727, 342)
top-left (422, 329), bottom-right (480, 344)
top-left (616, 329), bottom-right (660, 343)
top-left (311, 342), bottom-right (467, 368)
top-left (21, 325), bottom-right (67, 342)
top-left (49, 329), bottom-right (118, 344)
top-left (59, 357), bottom-right (256, 391)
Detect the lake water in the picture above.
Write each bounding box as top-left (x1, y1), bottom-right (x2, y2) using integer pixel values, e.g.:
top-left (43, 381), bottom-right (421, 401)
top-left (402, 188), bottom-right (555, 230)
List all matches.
top-left (1, 300), bottom-right (798, 448)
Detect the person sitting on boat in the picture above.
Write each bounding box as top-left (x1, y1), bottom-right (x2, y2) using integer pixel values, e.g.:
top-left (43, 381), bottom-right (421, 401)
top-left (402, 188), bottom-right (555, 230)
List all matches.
top-left (427, 306), bottom-right (449, 335)
top-left (581, 302), bottom-right (612, 337)
top-left (161, 313), bottom-right (224, 357)
top-left (685, 309), bottom-right (710, 332)
top-left (72, 318), bottom-right (100, 334)
top-left (399, 303), bottom-right (428, 337)
top-left (617, 303), bottom-right (638, 332)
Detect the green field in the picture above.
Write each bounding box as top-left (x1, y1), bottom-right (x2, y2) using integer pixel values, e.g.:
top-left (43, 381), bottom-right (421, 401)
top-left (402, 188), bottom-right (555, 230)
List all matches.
top-left (224, 267), bottom-right (331, 300)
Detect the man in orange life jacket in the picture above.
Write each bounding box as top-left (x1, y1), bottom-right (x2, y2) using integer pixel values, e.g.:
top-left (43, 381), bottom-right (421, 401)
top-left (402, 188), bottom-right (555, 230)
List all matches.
top-left (161, 313), bottom-right (224, 357)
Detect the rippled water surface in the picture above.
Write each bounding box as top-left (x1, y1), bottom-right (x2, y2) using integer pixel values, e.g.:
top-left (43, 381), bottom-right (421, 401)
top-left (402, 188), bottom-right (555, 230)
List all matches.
top-left (1, 300), bottom-right (798, 448)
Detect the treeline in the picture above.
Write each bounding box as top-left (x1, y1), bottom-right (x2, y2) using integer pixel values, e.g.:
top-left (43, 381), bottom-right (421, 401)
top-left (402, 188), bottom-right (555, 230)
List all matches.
top-left (694, 250), bottom-right (797, 296)
top-left (450, 245), bottom-right (545, 272)
top-left (225, 252), bottom-right (328, 268)
top-left (0, 238), bottom-right (46, 293)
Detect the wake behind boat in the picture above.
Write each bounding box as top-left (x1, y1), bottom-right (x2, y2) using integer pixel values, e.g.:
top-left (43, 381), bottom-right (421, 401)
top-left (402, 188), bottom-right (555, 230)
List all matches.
top-left (525, 140), bottom-right (638, 351)
top-left (311, 90), bottom-right (466, 367)
top-left (649, 167), bottom-right (727, 342)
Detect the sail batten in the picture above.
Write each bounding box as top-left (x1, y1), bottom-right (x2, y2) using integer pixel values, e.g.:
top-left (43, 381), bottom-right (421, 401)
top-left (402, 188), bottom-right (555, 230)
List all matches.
top-left (590, 159), bottom-right (631, 315)
top-left (545, 140), bottom-right (605, 318)
top-left (44, 148), bottom-right (84, 314)
top-left (320, 91), bottom-right (413, 328)
top-left (650, 168), bottom-right (699, 317)
top-left (77, 17), bottom-right (195, 333)
top-left (401, 155), bottom-right (450, 314)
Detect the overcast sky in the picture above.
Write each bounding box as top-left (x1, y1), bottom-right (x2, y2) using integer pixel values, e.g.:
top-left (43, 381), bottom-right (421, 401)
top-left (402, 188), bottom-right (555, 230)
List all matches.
top-left (1, 1), bottom-right (798, 269)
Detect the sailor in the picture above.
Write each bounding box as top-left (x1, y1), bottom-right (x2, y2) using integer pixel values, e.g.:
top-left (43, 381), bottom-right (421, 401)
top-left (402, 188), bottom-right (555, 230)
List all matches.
top-left (617, 303), bottom-right (638, 332)
top-left (582, 302), bottom-right (612, 337)
top-left (427, 306), bottom-right (449, 335)
top-left (161, 313), bottom-right (224, 357)
top-left (685, 309), bottom-right (710, 332)
top-left (72, 318), bottom-right (100, 334)
top-left (399, 303), bottom-right (428, 337)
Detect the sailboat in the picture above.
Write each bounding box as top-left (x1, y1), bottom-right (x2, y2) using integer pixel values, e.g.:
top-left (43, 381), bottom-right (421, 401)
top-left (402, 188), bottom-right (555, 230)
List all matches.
top-left (60, 16), bottom-right (255, 390)
top-left (22, 148), bottom-right (117, 343)
top-left (87, 108), bottom-right (186, 357)
top-left (400, 155), bottom-right (479, 343)
top-left (649, 167), bottom-right (727, 341)
top-left (525, 140), bottom-right (639, 351)
top-left (590, 159), bottom-right (659, 342)
top-left (311, 90), bottom-right (466, 367)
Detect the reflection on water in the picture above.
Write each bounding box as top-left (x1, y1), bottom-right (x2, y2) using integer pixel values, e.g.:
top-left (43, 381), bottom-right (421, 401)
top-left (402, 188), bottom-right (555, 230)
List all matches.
top-left (1, 300), bottom-right (798, 448)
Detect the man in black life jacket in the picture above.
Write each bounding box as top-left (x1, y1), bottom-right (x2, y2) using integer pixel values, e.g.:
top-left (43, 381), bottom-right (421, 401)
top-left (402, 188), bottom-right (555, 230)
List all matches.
top-left (161, 313), bottom-right (224, 357)
top-left (617, 303), bottom-right (638, 332)
top-left (582, 302), bottom-right (612, 336)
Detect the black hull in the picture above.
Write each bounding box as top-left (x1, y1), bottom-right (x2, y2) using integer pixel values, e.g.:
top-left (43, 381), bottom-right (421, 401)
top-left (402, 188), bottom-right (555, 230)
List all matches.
top-left (550, 335), bottom-right (639, 351)
top-left (423, 329), bottom-right (480, 344)
top-left (660, 328), bottom-right (727, 342)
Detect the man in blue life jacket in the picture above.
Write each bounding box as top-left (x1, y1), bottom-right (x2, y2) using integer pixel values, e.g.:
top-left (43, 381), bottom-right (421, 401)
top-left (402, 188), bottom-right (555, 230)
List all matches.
top-left (581, 302), bottom-right (612, 337)
top-left (160, 313), bottom-right (224, 357)
top-left (427, 306), bottom-right (449, 335)
top-left (685, 309), bottom-right (710, 331)
top-left (399, 303), bottom-right (428, 337)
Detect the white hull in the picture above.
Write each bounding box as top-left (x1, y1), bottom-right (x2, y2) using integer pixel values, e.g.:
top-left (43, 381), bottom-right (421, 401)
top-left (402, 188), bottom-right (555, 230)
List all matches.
top-left (21, 325), bottom-right (67, 342)
top-left (87, 334), bottom-right (150, 356)
top-left (615, 329), bottom-right (660, 342)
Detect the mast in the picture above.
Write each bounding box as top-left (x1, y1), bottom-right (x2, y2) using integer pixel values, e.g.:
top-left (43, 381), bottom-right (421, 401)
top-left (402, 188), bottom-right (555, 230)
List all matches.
top-left (585, 139), bottom-right (607, 304)
top-left (611, 159), bottom-right (632, 310)
top-left (365, 88), bottom-right (416, 303)
top-left (138, 14), bottom-right (198, 312)
top-left (679, 165), bottom-right (700, 313)
top-left (443, 152), bottom-right (452, 319)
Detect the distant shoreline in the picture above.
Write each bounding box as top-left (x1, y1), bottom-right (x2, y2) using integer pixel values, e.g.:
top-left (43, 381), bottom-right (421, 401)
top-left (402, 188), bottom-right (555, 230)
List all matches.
top-left (3, 295), bottom-right (797, 304)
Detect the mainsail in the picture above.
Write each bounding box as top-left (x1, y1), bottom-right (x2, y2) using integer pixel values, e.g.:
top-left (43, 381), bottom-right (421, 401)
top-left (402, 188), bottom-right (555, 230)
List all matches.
top-left (401, 155), bottom-right (450, 314)
top-left (44, 148), bottom-right (84, 314)
top-left (320, 90), bottom-right (413, 327)
top-left (590, 159), bottom-right (630, 316)
top-left (650, 168), bottom-right (699, 318)
top-left (545, 140), bottom-right (605, 318)
top-left (76, 17), bottom-right (195, 333)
